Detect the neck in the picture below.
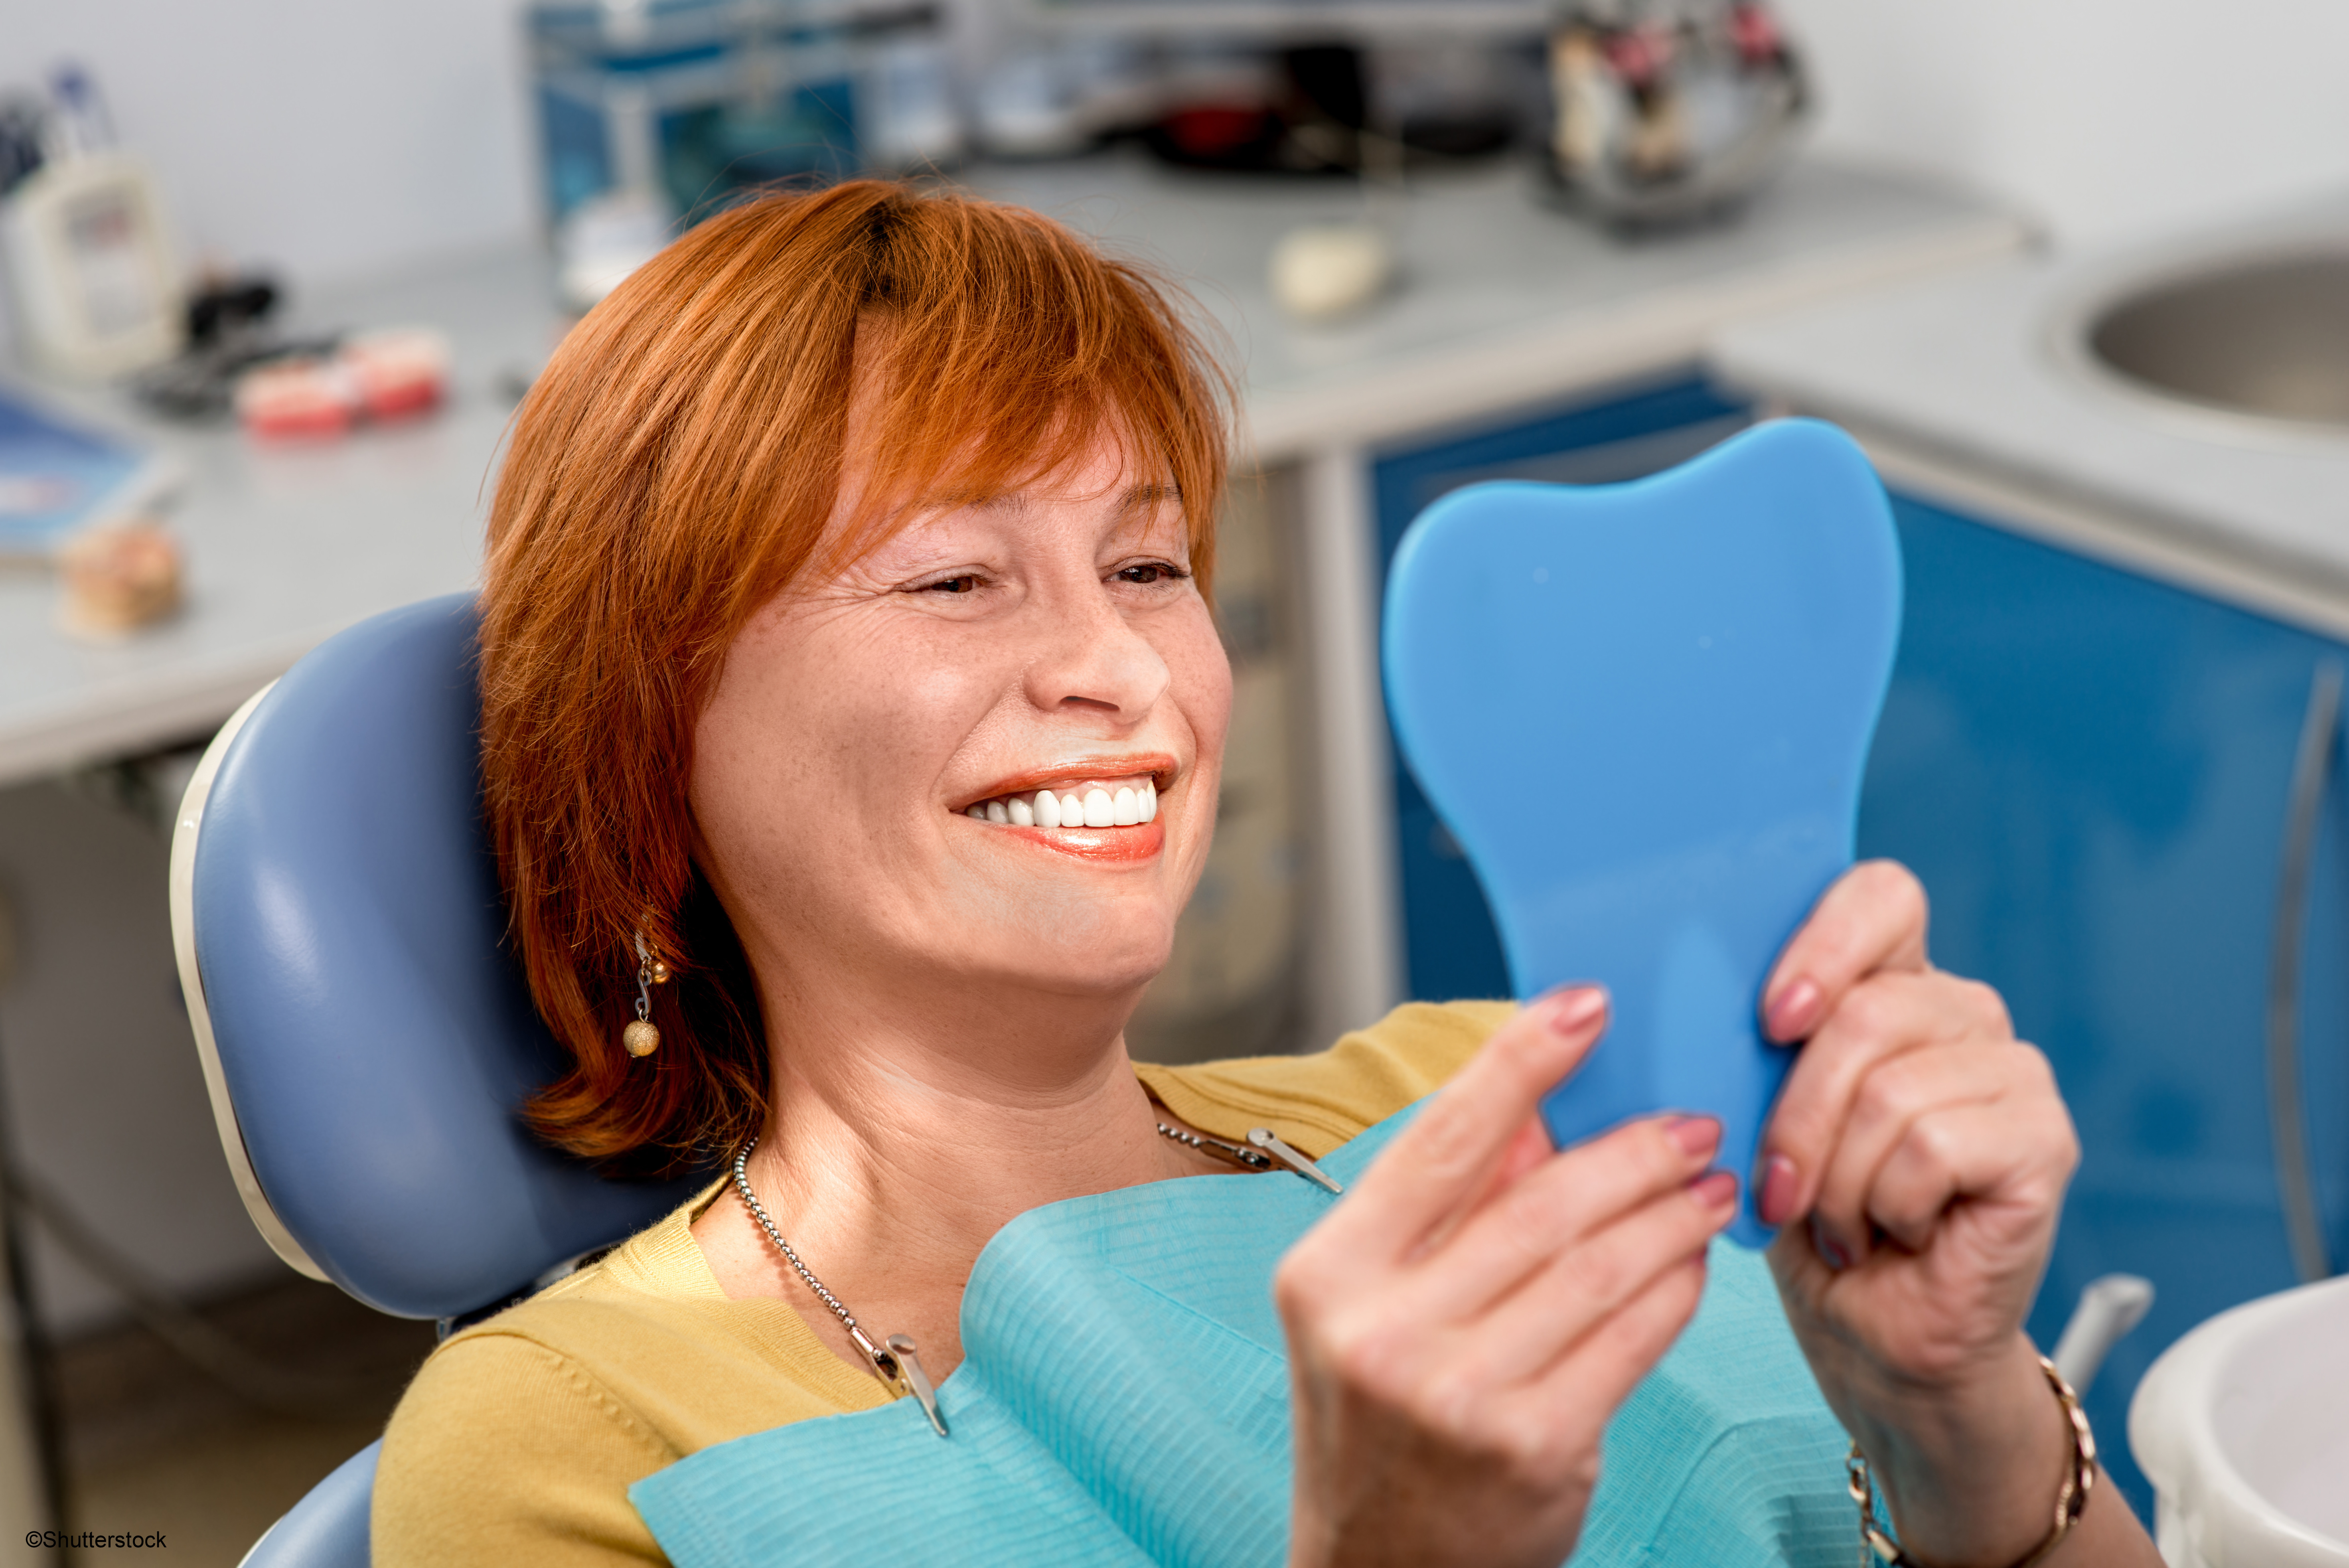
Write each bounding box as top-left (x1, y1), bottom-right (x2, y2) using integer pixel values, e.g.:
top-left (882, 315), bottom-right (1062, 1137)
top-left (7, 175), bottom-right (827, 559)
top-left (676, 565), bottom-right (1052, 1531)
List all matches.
top-left (689, 956), bottom-right (1203, 1378)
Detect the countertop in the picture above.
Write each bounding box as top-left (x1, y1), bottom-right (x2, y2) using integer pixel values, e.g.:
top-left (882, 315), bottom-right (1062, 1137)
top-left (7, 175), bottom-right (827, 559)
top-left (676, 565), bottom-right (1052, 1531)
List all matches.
top-left (0, 150), bottom-right (2023, 786)
top-left (1711, 194), bottom-right (2349, 630)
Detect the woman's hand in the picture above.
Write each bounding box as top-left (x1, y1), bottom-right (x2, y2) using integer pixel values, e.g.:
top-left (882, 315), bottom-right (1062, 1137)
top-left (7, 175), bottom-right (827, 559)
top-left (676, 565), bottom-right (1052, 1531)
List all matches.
top-left (1276, 988), bottom-right (1738, 1568)
top-left (1758, 862), bottom-right (2154, 1566)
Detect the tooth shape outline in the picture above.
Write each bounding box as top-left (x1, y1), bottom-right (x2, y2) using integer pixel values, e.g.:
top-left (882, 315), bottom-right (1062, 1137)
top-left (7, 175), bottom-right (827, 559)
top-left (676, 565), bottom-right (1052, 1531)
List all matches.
top-left (986, 799), bottom-right (1009, 824)
top-left (1060, 792), bottom-right (1086, 825)
top-left (966, 804), bottom-right (987, 820)
top-left (1112, 787), bottom-right (1139, 825)
top-left (1035, 791), bottom-right (1061, 828)
top-left (1007, 795), bottom-right (1034, 827)
top-left (1082, 789), bottom-right (1115, 827)
top-left (1140, 780), bottom-right (1157, 822)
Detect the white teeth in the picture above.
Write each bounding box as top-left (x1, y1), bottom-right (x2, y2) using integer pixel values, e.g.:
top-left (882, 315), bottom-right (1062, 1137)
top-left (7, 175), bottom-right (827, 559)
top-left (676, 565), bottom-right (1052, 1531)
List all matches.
top-left (1034, 790), bottom-right (1061, 828)
top-left (966, 804), bottom-right (988, 820)
top-left (1060, 791), bottom-right (1086, 824)
top-left (1082, 788), bottom-right (1114, 827)
top-left (986, 799), bottom-right (1009, 824)
top-left (1007, 795), bottom-right (1034, 826)
top-left (1140, 779), bottom-right (1157, 822)
top-left (1112, 787), bottom-right (1139, 825)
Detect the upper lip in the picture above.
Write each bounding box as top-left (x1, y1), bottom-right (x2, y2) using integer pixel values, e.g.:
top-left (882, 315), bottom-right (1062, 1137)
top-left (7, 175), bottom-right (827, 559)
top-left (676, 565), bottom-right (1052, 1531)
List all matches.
top-left (955, 753), bottom-right (1177, 813)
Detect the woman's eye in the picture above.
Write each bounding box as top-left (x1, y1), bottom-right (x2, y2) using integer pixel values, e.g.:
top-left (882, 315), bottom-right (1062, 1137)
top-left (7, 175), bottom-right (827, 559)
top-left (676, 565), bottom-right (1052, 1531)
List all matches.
top-left (922, 575), bottom-right (980, 594)
top-left (1115, 562), bottom-right (1186, 586)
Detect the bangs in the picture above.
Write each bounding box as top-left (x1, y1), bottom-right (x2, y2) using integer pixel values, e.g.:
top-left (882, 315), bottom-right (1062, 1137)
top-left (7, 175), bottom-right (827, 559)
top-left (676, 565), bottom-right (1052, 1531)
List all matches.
top-left (818, 197), bottom-right (1233, 584)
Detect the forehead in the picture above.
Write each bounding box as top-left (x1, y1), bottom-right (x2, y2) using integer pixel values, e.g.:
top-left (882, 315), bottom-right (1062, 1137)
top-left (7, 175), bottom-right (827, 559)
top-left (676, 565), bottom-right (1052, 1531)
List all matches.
top-left (839, 428), bottom-right (1186, 561)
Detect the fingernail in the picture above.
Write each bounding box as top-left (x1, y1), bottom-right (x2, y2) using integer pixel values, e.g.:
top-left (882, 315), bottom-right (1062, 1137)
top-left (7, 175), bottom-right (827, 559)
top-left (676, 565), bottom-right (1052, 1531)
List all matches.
top-left (1690, 1171), bottom-right (1739, 1211)
top-left (1765, 977), bottom-right (1821, 1041)
top-left (1667, 1115), bottom-right (1721, 1161)
top-left (1757, 1153), bottom-right (1800, 1226)
top-left (1544, 985), bottom-right (1606, 1034)
top-left (1810, 1215), bottom-right (1850, 1271)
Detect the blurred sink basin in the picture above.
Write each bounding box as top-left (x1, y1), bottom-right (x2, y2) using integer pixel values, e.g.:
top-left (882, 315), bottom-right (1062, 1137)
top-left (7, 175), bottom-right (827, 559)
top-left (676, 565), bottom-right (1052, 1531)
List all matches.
top-left (2074, 247), bottom-right (2349, 433)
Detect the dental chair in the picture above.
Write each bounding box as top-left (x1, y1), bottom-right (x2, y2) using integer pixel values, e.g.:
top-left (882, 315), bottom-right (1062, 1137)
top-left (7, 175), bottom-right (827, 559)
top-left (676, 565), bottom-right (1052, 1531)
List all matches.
top-left (169, 594), bottom-right (705, 1568)
top-left (172, 418), bottom-right (1954, 1565)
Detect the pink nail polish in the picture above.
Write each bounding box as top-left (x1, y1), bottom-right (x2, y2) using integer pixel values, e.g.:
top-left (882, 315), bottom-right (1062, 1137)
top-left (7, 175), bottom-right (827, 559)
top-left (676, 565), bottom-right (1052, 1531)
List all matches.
top-left (1690, 1171), bottom-right (1739, 1210)
top-left (1766, 978), bottom-right (1821, 1041)
top-left (1757, 1154), bottom-right (1800, 1226)
top-left (1810, 1216), bottom-right (1850, 1270)
top-left (1545, 985), bottom-right (1606, 1034)
top-left (1667, 1115), bottom-right (1721, 1160)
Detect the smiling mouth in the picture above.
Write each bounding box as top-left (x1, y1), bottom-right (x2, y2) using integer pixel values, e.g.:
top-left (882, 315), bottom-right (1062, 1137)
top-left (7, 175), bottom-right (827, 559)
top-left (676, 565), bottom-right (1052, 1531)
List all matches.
top-left (954, 762), bottom-right (1170, 862)
top-left (963, 777), bottom-right (1157, 829)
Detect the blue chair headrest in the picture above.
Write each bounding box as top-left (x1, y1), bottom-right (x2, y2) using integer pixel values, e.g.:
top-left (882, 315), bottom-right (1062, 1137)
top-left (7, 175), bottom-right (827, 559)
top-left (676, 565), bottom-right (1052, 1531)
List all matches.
top-left (175, 594), bottom-right (704, 1320)
top-left (1383, 418), bottom-right (1901, 1246)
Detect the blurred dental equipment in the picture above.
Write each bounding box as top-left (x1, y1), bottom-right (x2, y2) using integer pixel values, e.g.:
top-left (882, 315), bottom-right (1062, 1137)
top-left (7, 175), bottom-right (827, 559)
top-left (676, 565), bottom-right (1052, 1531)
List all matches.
top-left (232, 328), bottom-right (451, 441)
top-left (1543, 0), bottom-right (1808, 226)
top-left (0, 65), bottom-right (184, 379)
top-left (2132, 1275), bottom-right (2349, 1566)
top-left (1269, 222), bottom-right (1394, 321)
top-left (2050, 1272), bottom-right (2156, 1394)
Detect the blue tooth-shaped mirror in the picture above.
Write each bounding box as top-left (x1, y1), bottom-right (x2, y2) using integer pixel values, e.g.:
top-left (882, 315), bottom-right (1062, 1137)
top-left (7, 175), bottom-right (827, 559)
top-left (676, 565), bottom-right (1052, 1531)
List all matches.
top-left (1382, 418), bottom-right (1902, 1246)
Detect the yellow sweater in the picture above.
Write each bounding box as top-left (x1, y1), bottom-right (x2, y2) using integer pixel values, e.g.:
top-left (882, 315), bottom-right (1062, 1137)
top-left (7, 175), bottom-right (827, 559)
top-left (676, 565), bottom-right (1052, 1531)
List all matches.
top-left (372, 1002), bottom-right (1512, 1566)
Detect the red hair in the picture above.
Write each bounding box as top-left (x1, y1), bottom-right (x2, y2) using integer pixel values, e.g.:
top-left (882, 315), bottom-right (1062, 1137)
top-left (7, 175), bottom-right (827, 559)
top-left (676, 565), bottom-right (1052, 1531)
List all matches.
top-left (478, 180), bottom-right (1234, 1172)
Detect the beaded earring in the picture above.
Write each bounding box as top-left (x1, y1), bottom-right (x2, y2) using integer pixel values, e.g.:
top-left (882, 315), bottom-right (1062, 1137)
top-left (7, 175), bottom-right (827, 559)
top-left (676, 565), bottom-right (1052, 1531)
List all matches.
top-left (622, 931), bottom-right (671, 1058)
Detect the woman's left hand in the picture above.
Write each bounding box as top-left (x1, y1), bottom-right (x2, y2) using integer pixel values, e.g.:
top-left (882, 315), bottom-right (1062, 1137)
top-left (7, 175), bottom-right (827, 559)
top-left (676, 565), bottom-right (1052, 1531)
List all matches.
top-left (1755, 861), bottom-right (2143, 1566)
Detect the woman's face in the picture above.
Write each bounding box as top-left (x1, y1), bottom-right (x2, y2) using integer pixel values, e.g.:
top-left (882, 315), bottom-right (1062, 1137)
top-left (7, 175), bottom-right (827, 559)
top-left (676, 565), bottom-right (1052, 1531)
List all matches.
top-left (691, 430), bottom-right (1232, 1033)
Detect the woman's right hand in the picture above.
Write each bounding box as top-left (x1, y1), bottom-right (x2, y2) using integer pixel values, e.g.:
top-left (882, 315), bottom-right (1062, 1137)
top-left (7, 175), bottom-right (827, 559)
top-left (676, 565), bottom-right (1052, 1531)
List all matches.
top-left (1274, 987), bottom-right (1737, 1568)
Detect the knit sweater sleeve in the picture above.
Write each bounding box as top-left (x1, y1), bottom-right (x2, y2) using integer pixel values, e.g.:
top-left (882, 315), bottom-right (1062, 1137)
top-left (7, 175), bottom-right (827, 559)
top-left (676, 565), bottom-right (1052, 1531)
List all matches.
top-left (373, 1332), bottom-right (677, 1568)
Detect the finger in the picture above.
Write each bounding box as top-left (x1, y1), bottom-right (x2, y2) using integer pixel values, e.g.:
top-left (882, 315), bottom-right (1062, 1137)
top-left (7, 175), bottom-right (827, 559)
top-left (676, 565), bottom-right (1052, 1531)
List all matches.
top-left (1757, 971), bottom-right (2009, 1228)
top-left (1761, 860), bottom-right (1932, 1043)
top-left (1448, 1168), bottom-right (1735, 1392)
top-left (1808, 1039), bottom-right (2031, 1262)
top-left (1485, 1250), bottom-right (1711, 1465)
top-left (1866, 1088), bottom-right (2076, 1256)
top-left (1315, 987), bottom-right (1608, 1267)
top-left (1397, 1113), bottom-right (1723, 1317)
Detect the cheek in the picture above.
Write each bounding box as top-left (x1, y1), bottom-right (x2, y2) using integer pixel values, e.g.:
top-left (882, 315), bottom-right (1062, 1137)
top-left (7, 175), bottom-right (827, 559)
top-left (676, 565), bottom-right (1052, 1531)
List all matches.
top-left (690, 611), bottom-right (1001, 886)
top-left (1171, 614), bottom-right (1236, 775)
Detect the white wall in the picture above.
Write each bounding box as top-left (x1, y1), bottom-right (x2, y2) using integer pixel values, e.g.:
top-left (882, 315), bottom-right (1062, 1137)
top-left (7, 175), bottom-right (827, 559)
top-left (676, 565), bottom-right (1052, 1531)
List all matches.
top-left (7, 0), bottom-right (2349, 290)
top-left (0, 0), bottom-right (535, 287)
top-left (1780, 0), bottom-right (2349, 246)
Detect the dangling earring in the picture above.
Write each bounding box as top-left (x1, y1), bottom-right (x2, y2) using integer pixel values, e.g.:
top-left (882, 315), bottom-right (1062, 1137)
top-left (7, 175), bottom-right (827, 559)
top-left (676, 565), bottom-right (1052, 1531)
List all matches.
top-left (623, 931), bottom-right (670, 1058)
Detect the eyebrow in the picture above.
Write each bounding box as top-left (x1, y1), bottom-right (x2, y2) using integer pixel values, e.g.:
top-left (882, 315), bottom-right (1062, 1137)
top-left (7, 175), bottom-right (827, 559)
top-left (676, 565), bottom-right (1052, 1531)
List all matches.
top-left (967, 483), bottom-right (1180, 516)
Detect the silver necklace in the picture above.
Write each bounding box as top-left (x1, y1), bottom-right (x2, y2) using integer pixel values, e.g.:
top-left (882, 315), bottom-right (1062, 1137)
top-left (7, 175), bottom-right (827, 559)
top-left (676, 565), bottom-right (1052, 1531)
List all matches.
top-left (727, 1119), bottom-right (1342, 1442)
top-left (730, 1137), bottom-right (948, 1437)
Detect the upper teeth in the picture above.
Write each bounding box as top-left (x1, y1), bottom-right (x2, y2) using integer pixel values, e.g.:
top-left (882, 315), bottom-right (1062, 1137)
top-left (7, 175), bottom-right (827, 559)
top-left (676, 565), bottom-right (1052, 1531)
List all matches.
top-left (965, 778), bottom-right (1157, 827)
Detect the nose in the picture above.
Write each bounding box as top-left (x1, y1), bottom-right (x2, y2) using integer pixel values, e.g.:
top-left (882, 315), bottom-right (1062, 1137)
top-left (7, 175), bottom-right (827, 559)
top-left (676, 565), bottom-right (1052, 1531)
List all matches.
top-left (1020, 573), bottom-right (1171, 723)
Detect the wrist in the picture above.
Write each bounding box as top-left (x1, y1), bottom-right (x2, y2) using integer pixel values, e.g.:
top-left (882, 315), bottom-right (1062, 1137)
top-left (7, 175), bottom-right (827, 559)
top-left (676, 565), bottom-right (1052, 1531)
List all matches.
top-left (1844, 1336), bottom-right (2075, 1568)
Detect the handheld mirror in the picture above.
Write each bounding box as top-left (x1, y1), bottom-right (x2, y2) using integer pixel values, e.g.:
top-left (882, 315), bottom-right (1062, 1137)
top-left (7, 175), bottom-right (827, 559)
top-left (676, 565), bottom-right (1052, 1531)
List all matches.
top-left (1382, 418), bottom-right (1901, 1246)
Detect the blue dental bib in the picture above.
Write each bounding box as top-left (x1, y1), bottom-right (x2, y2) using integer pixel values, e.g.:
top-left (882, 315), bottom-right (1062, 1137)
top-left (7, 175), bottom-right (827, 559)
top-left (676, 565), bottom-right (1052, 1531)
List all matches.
top-left (630, 1103), bottom-right (1854, 1568)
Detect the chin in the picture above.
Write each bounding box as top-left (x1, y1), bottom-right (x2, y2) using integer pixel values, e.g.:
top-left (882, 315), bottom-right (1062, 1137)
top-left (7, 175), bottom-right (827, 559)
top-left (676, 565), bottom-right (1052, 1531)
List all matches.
top-left (997, 919), bottom-right (1176, 1002)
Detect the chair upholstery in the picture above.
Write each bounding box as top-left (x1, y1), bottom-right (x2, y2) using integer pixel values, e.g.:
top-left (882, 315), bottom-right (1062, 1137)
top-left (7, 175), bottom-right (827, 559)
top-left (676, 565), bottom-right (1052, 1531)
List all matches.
top-left (173, 594), bottom-right (707, 1566)
top-left (1382, 417), bottom-right (1902, 1245)
top-left (236, 1443), bottom-right (377, 1568)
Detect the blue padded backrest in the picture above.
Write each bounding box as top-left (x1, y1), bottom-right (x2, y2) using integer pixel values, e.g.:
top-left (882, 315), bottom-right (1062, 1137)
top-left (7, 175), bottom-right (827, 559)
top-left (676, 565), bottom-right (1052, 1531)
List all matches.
top-left (1383, 419), bottom-right (1901, 1245)
top-left (191, 594), bottom-right (704, 1319)
top-left (238, 1442), bottom-right (376, 1568)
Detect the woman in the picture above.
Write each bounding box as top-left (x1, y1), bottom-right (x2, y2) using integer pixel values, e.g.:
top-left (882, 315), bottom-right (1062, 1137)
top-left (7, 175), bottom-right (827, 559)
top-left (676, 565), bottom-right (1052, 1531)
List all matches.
top-left (375, 180), bottom-right (2160, 1568)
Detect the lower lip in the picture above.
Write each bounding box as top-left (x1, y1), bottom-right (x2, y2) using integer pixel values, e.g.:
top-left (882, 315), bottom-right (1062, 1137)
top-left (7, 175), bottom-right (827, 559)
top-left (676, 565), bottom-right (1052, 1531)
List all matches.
top-left (990, 819), bottom-right (1166, 864)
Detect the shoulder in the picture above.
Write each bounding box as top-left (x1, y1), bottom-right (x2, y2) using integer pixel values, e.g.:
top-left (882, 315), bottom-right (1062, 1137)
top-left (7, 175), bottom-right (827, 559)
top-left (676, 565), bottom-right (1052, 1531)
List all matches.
top-left (374, 1188), bottom-right (887, 1566)
top-left (375, 1330), bottom-right (673, 1567)
top-left (1137, 999), bottom-right (1517, 1157)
